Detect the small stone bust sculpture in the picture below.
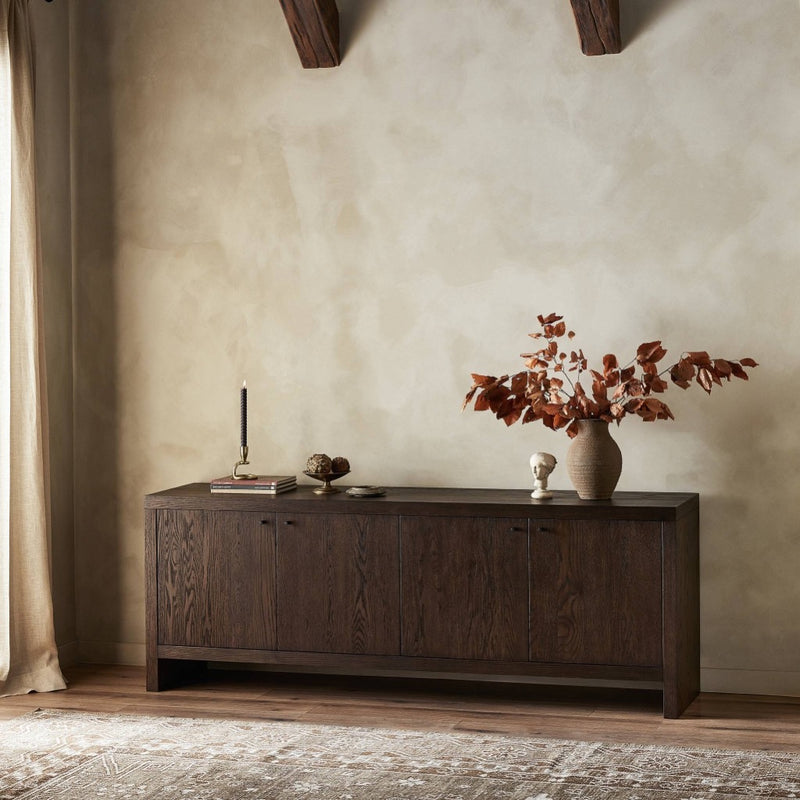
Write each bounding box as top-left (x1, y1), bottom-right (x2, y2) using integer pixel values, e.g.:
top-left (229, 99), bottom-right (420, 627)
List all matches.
top-left (530, 452), bottom-right (557, 500)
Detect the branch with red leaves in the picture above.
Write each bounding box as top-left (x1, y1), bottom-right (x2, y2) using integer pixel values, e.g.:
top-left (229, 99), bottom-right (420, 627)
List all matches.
top-left (463, 314), bottom-right (758, 438)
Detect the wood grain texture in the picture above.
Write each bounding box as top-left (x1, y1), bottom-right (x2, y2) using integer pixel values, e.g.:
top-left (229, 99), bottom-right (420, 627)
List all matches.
top-left (276, 513), bottom-right (400, 655)
top-left (145, 486), bottom-right (699, 717)
top-left (401, 516), bottom-right (528, 661)
top-left (144, 508), bottom-right (160, 690)
top-left (278, 0), bottom-right (340, 68)
top-left (530, 519), bottom-right (662, 667)
top-left (662, 510), bottom-right (701, 718)
top-left (157, 510), bottom-right (277, 650)
top-left (569, 0), bottom-right (621, 55)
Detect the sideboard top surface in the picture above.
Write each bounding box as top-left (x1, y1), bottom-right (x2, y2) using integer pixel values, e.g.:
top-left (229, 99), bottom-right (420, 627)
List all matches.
top-left (145, 484), bottom-right (698, 521)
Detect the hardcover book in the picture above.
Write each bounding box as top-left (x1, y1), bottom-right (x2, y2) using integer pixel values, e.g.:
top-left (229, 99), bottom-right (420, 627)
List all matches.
top-left (210, 475), bottom-right (297, 494)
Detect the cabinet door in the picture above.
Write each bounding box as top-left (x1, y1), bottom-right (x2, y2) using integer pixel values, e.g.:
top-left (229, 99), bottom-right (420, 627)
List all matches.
top-left (157, 509), bottom-right (277, 649)
top-left (401, 515), bottom-right (528, 661)
top-left (276, 513), bottom-right (400, 655)
top-left (529, 519), bottom-right (662, 667)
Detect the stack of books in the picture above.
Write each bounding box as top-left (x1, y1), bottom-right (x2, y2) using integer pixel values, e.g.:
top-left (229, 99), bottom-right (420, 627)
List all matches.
top-left (210, 475), bottom-right (297, 495)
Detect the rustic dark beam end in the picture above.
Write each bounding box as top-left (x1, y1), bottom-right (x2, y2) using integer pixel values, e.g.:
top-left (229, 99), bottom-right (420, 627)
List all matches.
top-left (569, 0), bottom-right (621, 56)
top-left (278, 0), bottom-right (340, 68)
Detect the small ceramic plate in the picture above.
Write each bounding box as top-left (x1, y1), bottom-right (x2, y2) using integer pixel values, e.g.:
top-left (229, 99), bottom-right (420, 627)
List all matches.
top-left (346, 486), bottom-right (386, 498)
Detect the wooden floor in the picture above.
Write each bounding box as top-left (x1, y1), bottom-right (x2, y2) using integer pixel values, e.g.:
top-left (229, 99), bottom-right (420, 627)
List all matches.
top-left (2, 664), bottom-right (800, 753)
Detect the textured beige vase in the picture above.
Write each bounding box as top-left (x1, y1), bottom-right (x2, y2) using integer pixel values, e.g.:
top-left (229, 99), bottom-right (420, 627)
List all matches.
top-left (566, 419), bottom-right (622, 500)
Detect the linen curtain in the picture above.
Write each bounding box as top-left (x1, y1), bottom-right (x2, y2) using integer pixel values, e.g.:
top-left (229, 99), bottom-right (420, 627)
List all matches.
top-left (0, 0), bottom-right (65, 697)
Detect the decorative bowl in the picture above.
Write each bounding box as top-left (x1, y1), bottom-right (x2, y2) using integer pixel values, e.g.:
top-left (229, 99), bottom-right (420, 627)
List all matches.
top-left (303, 470), bottom-right (350, 494)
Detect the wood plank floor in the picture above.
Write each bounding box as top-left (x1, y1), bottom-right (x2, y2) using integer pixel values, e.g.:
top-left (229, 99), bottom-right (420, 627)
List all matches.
top-left (2, 664), bottom-right (799, 753)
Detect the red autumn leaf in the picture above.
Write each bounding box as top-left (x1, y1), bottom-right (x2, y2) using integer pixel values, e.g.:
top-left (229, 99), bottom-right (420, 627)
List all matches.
top-left (713, 358), bottom-right (732, 378)
top-left (488, 385), bottom-right (512, 411)
top-left (522, 407), bottom-right (538, 424)
top-left (627, 379), bottom-right (644, 397)
top-left (602, 353), bottom-right (618, 375)
top-left (730, 362), bottom-right (749, 380)
top-left (497, 397), bottom-right (523, 425)
top-left (739, 357), bottom-right (758, 368)
top-left (470, 374), bottom-right (497, 387)
top-left (696, 368), bottom-right (713, 394)
top-left (553, 321), bottom-right (566, 337)
top-left (474, 390), bottom-right (491, 411)
top-left (649, 375), bottom-right (669, 393)
top-left (670, 358), bottom-right (695, 389)
top-left (592, 378), bottom-right (608, 402)
top-left (567, 330), bottom-right (576, 339)
top-left (566, 419), bottom-right (580, 438)
top-left (686, 351), bottom-right (712, 367)
top-left (510, 372), bottom-right (528, 395)
top-left (538, 313), bottom-right (563, 325)
top-left (636, 341), bottom-right (667, 364)
top-left (462, 386), bottom-right (479, 410)
top-left (579, 396), bottom-right (594, 416)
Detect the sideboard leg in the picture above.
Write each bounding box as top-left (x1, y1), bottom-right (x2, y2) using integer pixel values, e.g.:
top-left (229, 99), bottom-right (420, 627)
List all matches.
top-left (661, 511), bottom-right (700, 719)
top-left (663, 682), bottom-right (699, 719)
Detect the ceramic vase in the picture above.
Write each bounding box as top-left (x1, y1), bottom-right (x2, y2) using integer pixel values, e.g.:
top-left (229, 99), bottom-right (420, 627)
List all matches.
top-left (566, 419), bottom-right (622, 500)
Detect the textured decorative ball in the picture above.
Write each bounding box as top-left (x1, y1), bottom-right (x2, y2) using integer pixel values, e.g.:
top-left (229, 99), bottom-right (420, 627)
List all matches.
top-left (331, 456), bottom-right (350, 474)
top-left (306, 453), bottom-right (332, 474)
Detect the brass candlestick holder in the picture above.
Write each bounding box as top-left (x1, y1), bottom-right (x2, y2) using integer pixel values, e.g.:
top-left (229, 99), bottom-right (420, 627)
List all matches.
top-left (232, 445), bottom-right (257, 480)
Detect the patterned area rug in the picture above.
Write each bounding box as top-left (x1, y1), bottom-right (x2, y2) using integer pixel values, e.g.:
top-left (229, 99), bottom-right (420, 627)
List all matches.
top-left (1, 709), bottom-right (799, 799)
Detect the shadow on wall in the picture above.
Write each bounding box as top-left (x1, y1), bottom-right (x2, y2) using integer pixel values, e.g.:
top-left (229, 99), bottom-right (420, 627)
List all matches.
top-left (73, 5), bottom-right (122, 660)
top-left (694, 376), bottom-right (800, 676)
top-left (337, 0), bottom-right (386, 55)
top-left (338, 0), bottom-right (691, 57)
top-left (621, 0), bottom-right (689, 48)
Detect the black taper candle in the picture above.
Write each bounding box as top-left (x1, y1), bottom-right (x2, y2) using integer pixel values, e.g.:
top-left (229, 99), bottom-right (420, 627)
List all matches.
top-left (240, 380), bottom-right (247, 448)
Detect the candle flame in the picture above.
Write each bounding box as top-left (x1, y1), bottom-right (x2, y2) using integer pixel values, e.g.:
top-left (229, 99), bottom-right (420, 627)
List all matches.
top-left (242, 380), bottom-right (247, 389)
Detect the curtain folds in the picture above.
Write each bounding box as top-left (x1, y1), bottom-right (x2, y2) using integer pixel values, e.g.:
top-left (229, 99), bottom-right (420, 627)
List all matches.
top-left (0, 0), bottom-right (66, 697)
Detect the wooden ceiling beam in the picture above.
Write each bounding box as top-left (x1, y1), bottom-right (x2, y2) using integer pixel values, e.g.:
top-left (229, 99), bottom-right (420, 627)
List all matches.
top-left (569, 0), bottom-right (621, 56)
top-left (278, 0), bottom-right (340, 68)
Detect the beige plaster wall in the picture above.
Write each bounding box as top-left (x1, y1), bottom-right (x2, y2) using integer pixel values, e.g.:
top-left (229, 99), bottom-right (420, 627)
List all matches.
top-left (71, 0), bottom-right (800, 692)
top-left (32, 0), bottom-right (76, 659)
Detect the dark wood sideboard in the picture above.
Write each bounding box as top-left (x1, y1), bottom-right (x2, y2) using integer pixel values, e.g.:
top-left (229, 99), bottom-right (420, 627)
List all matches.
top-left (144, 484), bottom-right (699, 718)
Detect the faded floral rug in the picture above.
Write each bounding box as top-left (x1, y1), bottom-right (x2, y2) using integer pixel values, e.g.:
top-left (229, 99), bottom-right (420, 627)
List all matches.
top-left (1, 709), bottom-right (799, 799)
